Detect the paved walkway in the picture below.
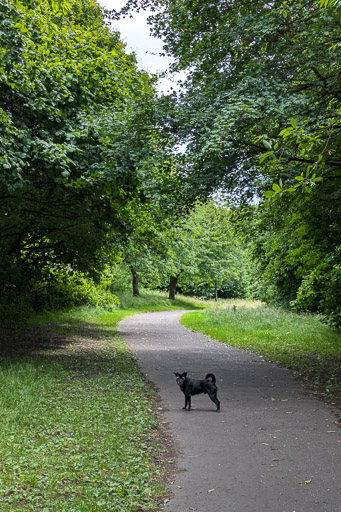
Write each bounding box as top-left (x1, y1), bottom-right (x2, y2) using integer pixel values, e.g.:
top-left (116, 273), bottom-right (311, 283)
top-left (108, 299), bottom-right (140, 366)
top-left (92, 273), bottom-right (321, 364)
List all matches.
top-left (119, 310), bottom-right (340, 512)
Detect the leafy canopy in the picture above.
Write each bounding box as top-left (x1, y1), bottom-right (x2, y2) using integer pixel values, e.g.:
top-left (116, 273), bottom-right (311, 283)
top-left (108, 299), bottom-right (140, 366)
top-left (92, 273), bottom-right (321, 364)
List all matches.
top-left (0, 0), bottom-right (176, 307)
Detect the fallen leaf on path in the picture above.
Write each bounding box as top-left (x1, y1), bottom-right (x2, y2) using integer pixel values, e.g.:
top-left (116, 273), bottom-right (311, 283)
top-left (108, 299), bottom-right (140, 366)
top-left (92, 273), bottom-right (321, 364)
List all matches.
top-left (208, 489), bottom-right (215, 493)
top-left (262, 443), bottom-right (270, 446)
top-left (298, 479), bottom-right (312, 485)
top-left (272, 458), bottom-right (281, 461)
top-left (327, 430), bottom-right (336, 433)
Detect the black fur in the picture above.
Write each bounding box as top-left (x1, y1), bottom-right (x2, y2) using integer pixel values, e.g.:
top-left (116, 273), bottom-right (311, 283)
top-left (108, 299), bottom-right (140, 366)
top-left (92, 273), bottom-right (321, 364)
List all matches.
top-left (174, 372), bottom-right (220, 412)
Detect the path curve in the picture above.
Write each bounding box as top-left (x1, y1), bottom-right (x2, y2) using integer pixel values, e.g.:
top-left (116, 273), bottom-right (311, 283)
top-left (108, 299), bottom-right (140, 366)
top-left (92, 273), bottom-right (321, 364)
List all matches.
top-left (119, 310), bottom-right (340, 512)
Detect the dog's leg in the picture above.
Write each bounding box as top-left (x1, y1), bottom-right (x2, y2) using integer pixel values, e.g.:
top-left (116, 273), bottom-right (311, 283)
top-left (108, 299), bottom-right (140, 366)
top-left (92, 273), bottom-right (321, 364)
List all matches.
top-left (185, 394), bottom-right (191, 411)
top-left (209, 393), bottom-right (220, 412)
top-left (183, 395), bottom-right (188, 410)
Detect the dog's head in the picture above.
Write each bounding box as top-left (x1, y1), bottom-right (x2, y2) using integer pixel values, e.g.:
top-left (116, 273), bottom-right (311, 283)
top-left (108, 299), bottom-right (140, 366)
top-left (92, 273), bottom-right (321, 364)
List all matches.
top-left (174, 372), bottom-right (187, 387)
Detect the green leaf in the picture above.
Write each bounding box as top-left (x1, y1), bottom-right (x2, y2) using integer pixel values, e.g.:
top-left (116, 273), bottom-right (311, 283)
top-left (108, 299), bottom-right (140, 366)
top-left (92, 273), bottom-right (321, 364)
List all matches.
top-left (279, 127), bottom-right (293, 138)
top-left (259, 151), bottom-right (273, 163)
top-left (263, 140), bottom-right (273, 150)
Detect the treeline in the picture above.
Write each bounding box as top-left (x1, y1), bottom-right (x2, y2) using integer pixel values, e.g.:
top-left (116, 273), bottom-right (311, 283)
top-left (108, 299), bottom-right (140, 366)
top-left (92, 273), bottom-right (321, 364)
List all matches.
top-left (1, 0), bottom-right (340, 329)
top-left (110, 201), bottom-right (250, 301)
top-left (0, 0), bottom-right (181, 315)
top-left (114, 0), bottom-right (341, 327)
top-left (0, 0), bottom-right (246, 318)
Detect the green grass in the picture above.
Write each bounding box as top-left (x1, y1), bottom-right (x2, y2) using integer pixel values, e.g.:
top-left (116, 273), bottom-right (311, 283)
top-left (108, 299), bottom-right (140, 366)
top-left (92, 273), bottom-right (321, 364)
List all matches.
top-left (180, 299), bottom-right (341, 400)
top-left (29, 289), bottom-right (204, 330)
top-left (0, 291), bottom-right (201, 512)
top-left (115, 289), bottom-right (205, 314)
top-left (3, 291), bottom-right (338, 511)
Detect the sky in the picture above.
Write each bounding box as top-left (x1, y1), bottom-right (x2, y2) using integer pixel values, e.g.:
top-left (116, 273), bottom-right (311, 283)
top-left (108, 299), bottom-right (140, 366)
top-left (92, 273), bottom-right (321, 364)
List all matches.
top-left (98, 0), bottom-right (183, 93)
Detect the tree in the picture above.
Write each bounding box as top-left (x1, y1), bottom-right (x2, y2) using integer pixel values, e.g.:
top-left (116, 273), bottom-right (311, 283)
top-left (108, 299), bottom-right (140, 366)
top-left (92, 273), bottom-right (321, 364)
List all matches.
top-left (182, 202), bottom-right (240, 300)
top-left (156, 201), bottom-right (247, 300)
top-left (113, 0), bottom-right (341, 325)
top-left (0, 0), bottom-right (172, 309)
top-left (114, 0), bottom-right (340, 198)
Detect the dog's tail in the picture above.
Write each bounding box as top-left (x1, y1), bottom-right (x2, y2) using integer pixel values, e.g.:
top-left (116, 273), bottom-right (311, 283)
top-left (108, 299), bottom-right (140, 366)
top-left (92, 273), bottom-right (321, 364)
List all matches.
top-left (205, 373), bottom-right (216, 385)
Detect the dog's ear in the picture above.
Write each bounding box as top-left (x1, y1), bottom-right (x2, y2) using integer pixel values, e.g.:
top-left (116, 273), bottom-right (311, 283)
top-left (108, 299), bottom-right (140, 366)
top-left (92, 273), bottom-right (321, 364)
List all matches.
top-left (174, 372), bottom-right (179, 376)
top-left (183, 372), bottom-right (187, 378)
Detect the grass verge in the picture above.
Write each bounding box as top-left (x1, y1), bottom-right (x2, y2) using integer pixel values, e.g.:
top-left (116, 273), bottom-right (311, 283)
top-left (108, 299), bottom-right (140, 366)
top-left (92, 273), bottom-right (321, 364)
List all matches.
top-left (0, 291), bottom-right (201, 511)
top-left (180, 299), bottom-right (341, 405)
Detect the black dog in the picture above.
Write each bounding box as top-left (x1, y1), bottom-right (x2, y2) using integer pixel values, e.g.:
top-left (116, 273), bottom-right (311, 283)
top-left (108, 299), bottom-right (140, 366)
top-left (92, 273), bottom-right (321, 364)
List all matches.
top-left (174, 372), bottom-right (220, 412)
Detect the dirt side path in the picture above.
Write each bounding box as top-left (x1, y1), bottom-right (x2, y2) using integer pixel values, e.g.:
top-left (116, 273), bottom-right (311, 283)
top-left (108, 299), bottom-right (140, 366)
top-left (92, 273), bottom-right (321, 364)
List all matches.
top-left (119, 310), bottom-right (340, 512)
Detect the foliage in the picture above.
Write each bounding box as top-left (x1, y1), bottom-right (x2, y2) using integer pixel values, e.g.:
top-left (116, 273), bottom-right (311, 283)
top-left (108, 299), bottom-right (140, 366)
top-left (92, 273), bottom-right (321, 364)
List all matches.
top-left (0, 0), bottom-right (174, 311)
top-left (47, 266), bottom-right (120, 309)
top-left (108, 199), bottom-right (250, 301)
top-left (240, 181), bottom-right (341, 327)
top-left (177, 201), bottom-right (249, 298)
top-left (117, 0), bottom-right (341, 325)
top-left (181, 301), bottom-right (341, 400)
top-left (0, 267), bottom-right (120, 327)
top-left (111, 187), bottom-right (179, 297)
top-left (3, 0), bottom-right (341, 328)
top-left (292, 246), bottom-right (341, 329)
top-left (120, 200), bottom-right (251, 300)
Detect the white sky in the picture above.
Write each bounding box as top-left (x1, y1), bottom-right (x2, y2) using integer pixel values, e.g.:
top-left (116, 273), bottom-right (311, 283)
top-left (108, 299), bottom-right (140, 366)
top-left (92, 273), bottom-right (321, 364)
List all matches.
top-left (98, 0), bottom-right (183, 93)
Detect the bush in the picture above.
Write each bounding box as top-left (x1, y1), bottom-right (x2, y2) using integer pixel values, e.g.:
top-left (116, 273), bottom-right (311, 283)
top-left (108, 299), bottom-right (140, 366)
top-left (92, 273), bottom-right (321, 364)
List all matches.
top-left (291, 249), bottom-right (341, 329)
top-left (0, 266), bottom-right (120, 327)
top-left (46, 267), bottom-right (120, 310)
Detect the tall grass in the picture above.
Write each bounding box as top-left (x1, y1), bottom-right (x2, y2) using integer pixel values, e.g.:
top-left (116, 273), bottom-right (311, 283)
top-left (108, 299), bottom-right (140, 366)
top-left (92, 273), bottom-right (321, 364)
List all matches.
top-left (181, 300), bottom-right (341, 399)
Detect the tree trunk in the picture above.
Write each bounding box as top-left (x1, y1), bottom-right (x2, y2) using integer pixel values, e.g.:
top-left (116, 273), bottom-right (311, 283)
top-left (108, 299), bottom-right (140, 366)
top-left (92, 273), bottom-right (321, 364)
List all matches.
top-left (214, 281), bottom-right (218, 302)
top-left (168, 271), bottom-right (183, 300)
top-left (130, 266), bottom-right (140, 297)
top-left (168, 275), bottom-right (178, 300)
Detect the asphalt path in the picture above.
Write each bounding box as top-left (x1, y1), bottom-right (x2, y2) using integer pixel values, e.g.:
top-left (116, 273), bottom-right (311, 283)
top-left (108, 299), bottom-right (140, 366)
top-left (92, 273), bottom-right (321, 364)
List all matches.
top-left (119, 310), bottom-right (340, 512)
